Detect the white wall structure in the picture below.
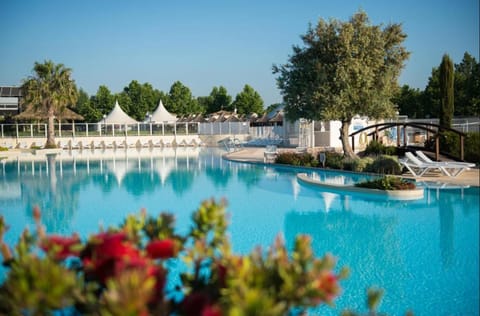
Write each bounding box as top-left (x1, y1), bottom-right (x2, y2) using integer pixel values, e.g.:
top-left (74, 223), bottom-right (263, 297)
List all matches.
top-left (313, 116), bottom-right (372, 150)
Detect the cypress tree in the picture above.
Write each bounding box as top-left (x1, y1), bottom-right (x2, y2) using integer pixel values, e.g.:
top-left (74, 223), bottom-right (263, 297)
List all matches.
top-left (439, 54), bottom-right (454, 128)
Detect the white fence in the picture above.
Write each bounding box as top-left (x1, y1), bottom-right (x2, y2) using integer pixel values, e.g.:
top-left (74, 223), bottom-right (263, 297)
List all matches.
top-left (0, 122), bottom-right (200, 138)
top-left (198, 122), bottom-right (249, 135)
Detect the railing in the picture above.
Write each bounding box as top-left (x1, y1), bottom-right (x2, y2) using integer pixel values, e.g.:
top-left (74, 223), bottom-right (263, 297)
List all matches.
top-left (0, 122), bottom-right (200, 138)
top-left (198, 121), bottom-right (249, 135)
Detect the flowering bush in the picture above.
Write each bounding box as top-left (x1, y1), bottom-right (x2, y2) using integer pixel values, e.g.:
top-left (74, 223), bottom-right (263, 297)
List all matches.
top-left (355, 176), bottom-right (417, 191)
top-left (0, 199), bottom-right (359, 316)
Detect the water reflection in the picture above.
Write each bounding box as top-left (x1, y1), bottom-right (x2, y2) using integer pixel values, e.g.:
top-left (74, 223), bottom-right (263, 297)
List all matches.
top-left (0, 148), bottom-right (478, 315)
top-left (0, 148), bottom-right (268, 233)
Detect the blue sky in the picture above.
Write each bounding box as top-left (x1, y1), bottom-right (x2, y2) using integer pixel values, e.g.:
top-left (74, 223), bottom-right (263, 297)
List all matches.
top-left (1, 0), bottom-right (478, 107)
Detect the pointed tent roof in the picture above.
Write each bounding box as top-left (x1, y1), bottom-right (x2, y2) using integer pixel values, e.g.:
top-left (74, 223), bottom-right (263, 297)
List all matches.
top-left (155, 156), bottom-right (175, 185)
top-left (150, 100), bottom-right (177, 123)
top-left (101, 100), bottom-right (139, 124)
top-left (106, 159), bottom-right (135, 186)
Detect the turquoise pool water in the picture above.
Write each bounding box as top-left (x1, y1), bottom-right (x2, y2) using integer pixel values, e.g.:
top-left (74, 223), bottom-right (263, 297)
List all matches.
top-left (0, 147), bottom-right (478, 315)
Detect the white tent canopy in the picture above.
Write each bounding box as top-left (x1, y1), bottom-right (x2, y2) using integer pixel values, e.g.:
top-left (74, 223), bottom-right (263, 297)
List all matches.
top-left (149, 100), bottom-right (177, 123)
top-left (100, 100), bottom-right (139, 124)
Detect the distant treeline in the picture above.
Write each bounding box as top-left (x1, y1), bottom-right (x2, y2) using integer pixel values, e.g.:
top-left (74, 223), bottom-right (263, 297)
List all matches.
top-left (74, 81), bottom-right (268, 123)
top-left (394, 52), bottom-right (479, 119)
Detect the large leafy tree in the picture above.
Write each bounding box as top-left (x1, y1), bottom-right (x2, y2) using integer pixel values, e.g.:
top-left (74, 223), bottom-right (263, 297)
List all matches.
top-left (454, 52), bottom-right (480, 117)
top-left (393, 85), bottom-right (424, 118)
top-left (274, 10), bottom-right (409, 157)
top-left (207, 86), bottom-right (232, 114)
top-left (90, 85), bottom-right (115, 117)
top-left (421, 67), bottom-right (441, 118)
top-left (439, 54), bottom-right (454, 128)
top-left (196, 96), bottom-right (210, 114)
top-left (167, 81), bottom-right (201, 116)
top-left (119, 80), bottom-right (164, 121)
top-left (231, 84), bottom-right (264, 114)
top-left (420, 51), bottom-right (479, 119)
top-left (22, 60), bottom-right (78, 148)
top-left (76, 89), bottom-right (101, 122)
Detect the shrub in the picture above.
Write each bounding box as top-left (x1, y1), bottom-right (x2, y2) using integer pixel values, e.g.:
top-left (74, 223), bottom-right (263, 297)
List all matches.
top-left (324, 152), bottom-right (345, 169)
top-left (298, 152), bottom-right (319, 167)
top-left (342, 157), bottom-right (374, 172)
top-left (275, 152), bottom-right (318, 167)
top-left (439, 130), bottom-right (460, 156)
top-left (341, 158), bottom-right (356, 171)
top-left (355, 176), bottom-right (416, 190)
top-left (0, 200), bottom-right (350, 315)
top-left (275, 152), bottom-right (301, 165)
top-left (351, 157), bottom-right (374, 172)
top-left (426, 131), bottom-right (479, 164)
top-left (364, 140), bottom-right (384, 156)
top-left (365, 155), bottom-right (402, 175)
top-left (363, 140), bottom-right (398, 156)
top-left (0, 147), bottom-right (7, 152)
top-left (465, 132), bottom-right (480, 164)
top-left (44, 143), bottom-right (58, 149)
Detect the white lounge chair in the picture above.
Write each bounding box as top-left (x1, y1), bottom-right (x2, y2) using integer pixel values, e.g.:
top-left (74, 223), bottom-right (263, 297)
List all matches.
top-left (188, 139), bottom-right (198, 147)
top-left (126, 139), bottom-right (138, 148)
top-left (58, 140), bottom-right (71, 150)
top-left (415, 151), bottom-right (475, 168)
top-left (141, 139), bottom-right (152, 148)
top-left (178, 139), bottom-right (188, 147)
top-left (264, 145), bottom-right (278, 163)
top-left (103, 140), bottom-right (115, 149)
top-left (92, 140), bottom-right (104, 150)
top-left (153, 139), bottom-right (164, 147)
top-left (81, 140), bottom-right (93, 150)
top-left (401, 152), bottom-right (471, 178)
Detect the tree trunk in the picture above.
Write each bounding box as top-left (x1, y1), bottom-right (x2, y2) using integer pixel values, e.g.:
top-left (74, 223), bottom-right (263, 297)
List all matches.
top-left (340, 120), bottom-right (356, 158)
top-left (46, 107), bottom-right (56, 148)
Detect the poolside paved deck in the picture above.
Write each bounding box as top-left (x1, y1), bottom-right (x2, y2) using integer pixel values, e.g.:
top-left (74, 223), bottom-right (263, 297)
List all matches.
top-left (225, 147), bottom-right (480, 187)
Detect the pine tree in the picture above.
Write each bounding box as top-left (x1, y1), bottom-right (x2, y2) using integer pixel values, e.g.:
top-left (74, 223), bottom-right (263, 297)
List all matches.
top-left (439, 54), bottom-right (454, 128)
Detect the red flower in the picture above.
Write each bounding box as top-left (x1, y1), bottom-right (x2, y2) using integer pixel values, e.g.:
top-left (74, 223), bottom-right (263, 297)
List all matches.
top-left (202, 305), bottom-right (222, 316)
top-left (216, 262), bottom-right (227, 288)
top-left (150, 265), bottom-right (167, 302)
top-left (182, 292), bottom-right (210, 316)
top-left (40, 234), bottom-right (81, 260)
top-left (146, 239), bottom-right (177, 259)
top-left (81, 231), bottom-right (144, 284)
top-left (314, 271), bottom-right (340, 304)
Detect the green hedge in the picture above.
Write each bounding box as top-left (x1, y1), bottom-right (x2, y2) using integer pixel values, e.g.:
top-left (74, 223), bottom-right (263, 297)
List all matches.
top-left (364, 140), bottom-right (398, 156)
top-left (355, 176), bottom-right (416, 190)
top-left (275, 152), bottom-right (319, 167)
top-left (438, 131), bottom-right (479, 164)
top-left (364, 155), bottom-right (402, 175)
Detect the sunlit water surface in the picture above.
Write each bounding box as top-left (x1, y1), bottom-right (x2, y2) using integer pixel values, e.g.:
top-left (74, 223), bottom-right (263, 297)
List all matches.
top-left (0, 147), bottom-right (478, 315)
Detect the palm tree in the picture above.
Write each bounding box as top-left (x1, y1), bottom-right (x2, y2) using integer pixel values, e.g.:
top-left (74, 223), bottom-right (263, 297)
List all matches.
top-left (22, 60), bottom-right (78, 148)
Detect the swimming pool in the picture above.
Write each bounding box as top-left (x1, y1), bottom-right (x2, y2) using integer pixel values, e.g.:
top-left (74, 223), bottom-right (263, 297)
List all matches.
top-left (0, 147), bottom-right (478, 315)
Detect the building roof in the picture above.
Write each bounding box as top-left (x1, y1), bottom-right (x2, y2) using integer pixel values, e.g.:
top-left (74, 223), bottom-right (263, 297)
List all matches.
top-left (0, 86), bottom-right (23, 97)
top-left (14, 105), bottom-right (84, 121)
